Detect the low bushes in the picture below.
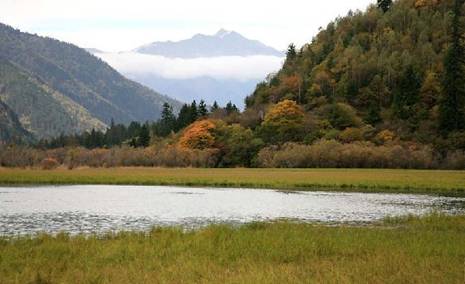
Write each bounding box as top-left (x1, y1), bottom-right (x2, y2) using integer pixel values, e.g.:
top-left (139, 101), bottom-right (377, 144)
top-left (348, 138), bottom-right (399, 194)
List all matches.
top-left (1, 140), bottom-right (464, 169)
top-left (40, 157), bottom-right (59, 170)
top-left (0, 146), bottom-right (44, 168)
top-left (256, 140), bottom-right (446, 169)
top-left (0, 145), bottom-right (219, 169)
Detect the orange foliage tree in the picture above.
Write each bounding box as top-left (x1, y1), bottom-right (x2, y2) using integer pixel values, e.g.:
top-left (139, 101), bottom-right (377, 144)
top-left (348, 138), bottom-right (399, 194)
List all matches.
top-left (178, 119), bottom-right (217, 150)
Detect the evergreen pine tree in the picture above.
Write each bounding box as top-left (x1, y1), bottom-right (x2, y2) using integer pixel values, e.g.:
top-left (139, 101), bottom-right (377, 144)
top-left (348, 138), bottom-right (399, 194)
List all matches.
top-left (176, 104), bottom-right (192, 131)
top-left (138, 123), bottom-right (151, 148)
top-left (211, 101), bottom-right (219, 112)
top-left (158, 103), bottom-right (176, 136)
top-left (90, 129), bottom-right (98, 148)
top-left (439, 0), bottom-right (465, 135)
top-left (198, 100), bottom-right (208, 117)
top-left (161, 103), bottom-right (175, 121)
top-left (286, 43), bottom-right (297, 61)
top-left (128, 122), bottom-right (142, 140)
top-left (393, 66), bottom-right (421, 120)
top-left (190, 100), bottom-right (198, 122)
top-left (105, 118), bottom-right (118, 146)
top-left (225, 101), bottom-right (238, 114)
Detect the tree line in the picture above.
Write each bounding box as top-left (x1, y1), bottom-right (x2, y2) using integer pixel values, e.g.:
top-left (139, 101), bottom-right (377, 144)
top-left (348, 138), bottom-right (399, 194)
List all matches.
top-left (38, 100), bottom-right (238, 149)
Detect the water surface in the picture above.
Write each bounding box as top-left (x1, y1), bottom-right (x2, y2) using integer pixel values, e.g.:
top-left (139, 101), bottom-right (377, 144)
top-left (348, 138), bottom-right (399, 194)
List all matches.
top-left (0, 185), bottom-right (464, 236)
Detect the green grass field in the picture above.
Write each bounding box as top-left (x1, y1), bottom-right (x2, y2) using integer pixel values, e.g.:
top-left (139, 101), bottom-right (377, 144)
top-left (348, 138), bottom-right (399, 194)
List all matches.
top-left (1, 167), bottom-right (465, 196)
top-left (1, 169), bottom-right (465, 282)
top-left (0, 214), bottom-right (464, 283)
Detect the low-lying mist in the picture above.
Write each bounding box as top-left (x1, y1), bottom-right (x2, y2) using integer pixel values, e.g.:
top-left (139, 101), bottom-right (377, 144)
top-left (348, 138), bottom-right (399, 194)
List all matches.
top-left (96, 52), bottom-right (284, 81)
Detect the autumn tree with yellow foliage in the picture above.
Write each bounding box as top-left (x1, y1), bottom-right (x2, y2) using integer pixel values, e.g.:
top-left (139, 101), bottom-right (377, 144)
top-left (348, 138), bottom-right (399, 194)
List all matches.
top-left (259, 100), bottom-right (306, 144)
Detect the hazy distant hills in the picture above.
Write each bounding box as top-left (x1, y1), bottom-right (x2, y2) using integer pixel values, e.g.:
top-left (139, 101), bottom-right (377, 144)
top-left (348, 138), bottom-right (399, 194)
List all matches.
top-left (135, 29), bottom-right (283, 58)
top-left (94, 29), bottom-right (284, 108)
top-left (124, 74), bottom-right (259, 107)
top-left (0, 23), bottom-right (181, 140)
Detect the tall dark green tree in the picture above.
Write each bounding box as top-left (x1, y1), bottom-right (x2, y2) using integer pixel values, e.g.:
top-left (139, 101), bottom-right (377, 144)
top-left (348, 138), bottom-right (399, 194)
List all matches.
top-left (105, 119), bottom-right (117, 146)
top-left (225, 101), bottom-right (239, 115)
top-left (286, 43), bottom-right (297, 61)
top-left (156, 103), bottom-right (176, 136)
top-left (176, 104), bottom-right (193, 131)
top-left (190, 100), bottom-right (199, 122)
top-left (198, 100), bottom-right (208, 117)
top-left (84, 129), bottom-right (104, 149)
top-left (211, 101), bottom-right (219, 112)
top-left (439, 0), bottom-right (465, 135)
top-left (127, 122), bottom-right (142, 139)
top-left (138, 123), bottom-right (151, 147)
top-left (377, 0), bottom-right (392, 13)
top-left (161, 103), bottom-right (175, 121)
top-left (393, 65), bottom-right (421, 120)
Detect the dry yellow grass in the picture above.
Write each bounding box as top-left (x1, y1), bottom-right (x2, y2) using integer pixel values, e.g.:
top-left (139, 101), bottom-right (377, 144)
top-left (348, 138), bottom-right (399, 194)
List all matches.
top-left (0, 167), bottom-right (465, 195)
top-left (1, 214), bottom-right (464, 283)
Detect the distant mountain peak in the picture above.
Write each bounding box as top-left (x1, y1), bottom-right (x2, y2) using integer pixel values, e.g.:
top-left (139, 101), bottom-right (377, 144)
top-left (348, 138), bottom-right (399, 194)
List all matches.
top-left (134, 30), bottom-right (284, 58)
top-left (215, 29), bottom-right (233, 38)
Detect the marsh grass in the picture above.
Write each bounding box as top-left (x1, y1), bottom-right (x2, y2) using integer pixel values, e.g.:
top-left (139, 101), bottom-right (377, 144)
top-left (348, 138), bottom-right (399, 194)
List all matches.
top-left (0, 214), bottom-right (464, 283)
top-left (1, 167), bottom-right (465, 196)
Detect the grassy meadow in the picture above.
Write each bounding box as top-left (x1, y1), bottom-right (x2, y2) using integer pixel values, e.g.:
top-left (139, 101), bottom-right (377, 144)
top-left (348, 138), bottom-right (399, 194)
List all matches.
top-left (1, 167), bottom-right (465, 196)
top-left (1, 169), bottom-right (465, 283)
top-left (0, 214), bottom-right (464, 283)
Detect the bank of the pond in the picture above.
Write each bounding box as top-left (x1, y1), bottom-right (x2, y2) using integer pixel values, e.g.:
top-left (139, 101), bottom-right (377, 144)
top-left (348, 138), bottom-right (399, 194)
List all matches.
top-left (1, 214), bottom-right (464, 283)
top-left (1, 168), bottom-right (465, 196)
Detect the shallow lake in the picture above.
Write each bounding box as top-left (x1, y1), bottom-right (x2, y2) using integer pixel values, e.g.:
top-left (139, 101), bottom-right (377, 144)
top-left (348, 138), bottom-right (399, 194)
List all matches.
top-left (1, 185), bottom-right (464, 236)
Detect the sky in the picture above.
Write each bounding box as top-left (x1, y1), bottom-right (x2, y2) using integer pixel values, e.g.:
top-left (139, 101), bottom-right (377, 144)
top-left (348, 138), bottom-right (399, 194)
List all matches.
top-left (0, 0), bottom-right (375, 52)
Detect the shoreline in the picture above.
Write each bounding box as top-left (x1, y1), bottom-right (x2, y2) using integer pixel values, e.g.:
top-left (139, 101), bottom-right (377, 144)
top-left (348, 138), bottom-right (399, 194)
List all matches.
top-left (1, 167), bottom-right (465, 196)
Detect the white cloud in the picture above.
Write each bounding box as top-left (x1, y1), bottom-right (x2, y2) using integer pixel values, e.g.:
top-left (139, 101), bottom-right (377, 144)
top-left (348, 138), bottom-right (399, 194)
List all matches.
top-left (96, 52), bottom-right (284, 81)
top-left (0, 0), bottom-right (375, 51)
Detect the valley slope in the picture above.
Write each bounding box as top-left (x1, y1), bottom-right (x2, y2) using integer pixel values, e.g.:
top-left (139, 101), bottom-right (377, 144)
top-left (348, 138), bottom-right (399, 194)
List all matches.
top-left (0, 23), bottom-right (181, 140)
top-left (0, 98), bottom-right (33, 143)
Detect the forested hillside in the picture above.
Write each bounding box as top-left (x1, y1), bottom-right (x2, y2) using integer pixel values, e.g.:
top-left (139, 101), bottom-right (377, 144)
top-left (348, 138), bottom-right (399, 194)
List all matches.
top-left (0, 58), bottom-right (106, 139)
top-left (0, 99), bottom-right (33, 143)
top-left (0, 23), bottom-right (181, 140)
top-left (246, 0), bottom-right (460, 146)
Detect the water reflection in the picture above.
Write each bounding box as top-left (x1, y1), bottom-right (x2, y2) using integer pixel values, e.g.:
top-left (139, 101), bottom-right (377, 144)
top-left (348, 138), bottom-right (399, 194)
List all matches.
top-left (0, 185), bottom-right (464, 236)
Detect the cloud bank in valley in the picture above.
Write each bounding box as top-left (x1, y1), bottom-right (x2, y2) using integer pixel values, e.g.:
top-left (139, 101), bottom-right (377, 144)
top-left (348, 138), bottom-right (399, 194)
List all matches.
top-left (96, 52), bottom-right (284, 81)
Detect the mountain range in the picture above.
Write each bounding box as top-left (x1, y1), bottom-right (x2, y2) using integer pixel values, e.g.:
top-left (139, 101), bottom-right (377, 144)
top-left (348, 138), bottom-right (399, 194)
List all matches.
top-left (0, 23), bottom-right (181, 141)
top-left (134, 29), bottom-right (283, 58)
top-left (93, 30), bottom-right (284, 108)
